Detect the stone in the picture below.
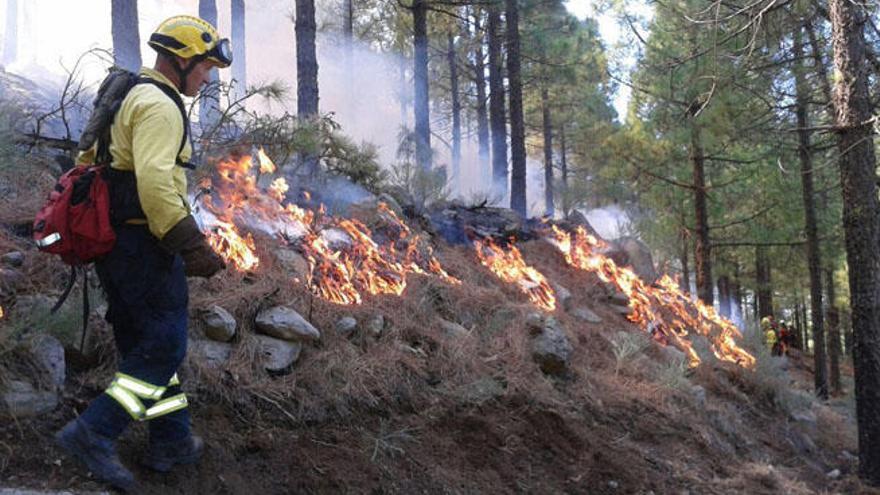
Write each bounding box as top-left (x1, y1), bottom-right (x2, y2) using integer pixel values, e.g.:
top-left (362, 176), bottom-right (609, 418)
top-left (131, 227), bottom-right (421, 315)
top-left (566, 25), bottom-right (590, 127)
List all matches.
top-left (826, 469), bottom-right (841, 479)
top-left (571, 307), bottom-right (603, 323)
top-left (1, 380), bottom-right (58, 418)
top-left (1, 251), bottom-right (24, 267)
top-left (0, 267), bottom-right (23, 294)
top-left (11, 294), bottom-right (55, 320)
top-left (255, 335), bottom-right (302, 373)
top-left (274, 249), bottom-right (310, 276)
top-left (438, 319), bottom-right (469, 338)
top-left (28, 335), bottom-right (65, 388)
top-left (606, 237), bottom-right (659, 285)
top-left (201, 305), bottom-right (237, 342)
top-left (531, 317), bottom-right (573, 376)
top-left (565, 210), bottom-right (601, 238)
top-left (607, 480), bottom-right (619, 490)
top-left (552, 283), bottom-right (573, 311)
top-left (334, 316), bottom-right (358, 336)
top-left (255, 306), bottom-right (321, 342)
top-left (458, 377), bottom-right (505, 404)
top-left (790, 409), bottom-right (817, 427)
top-left (188, 339), bottom-right (233, 368)
top-left (691, 385), bottom-right (707, 407)
top-left (366, 315), bottom-right (385, 337)
top-left (525, 312), bottom-right (545, 331)
top-left (610, 304), bottom-right (632, 316)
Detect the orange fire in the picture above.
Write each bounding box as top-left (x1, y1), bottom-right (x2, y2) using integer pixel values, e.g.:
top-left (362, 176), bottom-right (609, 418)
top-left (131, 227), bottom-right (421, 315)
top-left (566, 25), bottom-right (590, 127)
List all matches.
top-left (549, 225), bottom-right (755, 368)
top-left (474, 237), bottom-right (556, 312)
top-left (197, 149), bottom-right (460, 304)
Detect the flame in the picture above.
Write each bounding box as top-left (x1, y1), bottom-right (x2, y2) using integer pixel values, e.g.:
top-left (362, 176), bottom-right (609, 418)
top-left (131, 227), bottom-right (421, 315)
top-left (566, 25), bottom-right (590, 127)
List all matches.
top-left (548, 226), bottom-right (755, 368)
top-left (474, 237), bottom-right (556, 312)
top-left (0, 305), bottom-right (4, 318)
top-left (196, 148), bottom-right (459, 303)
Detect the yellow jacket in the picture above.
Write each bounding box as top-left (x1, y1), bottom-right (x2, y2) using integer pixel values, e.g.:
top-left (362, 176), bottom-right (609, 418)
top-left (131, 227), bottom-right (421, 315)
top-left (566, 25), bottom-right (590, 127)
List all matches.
top-left (80, 67), bottom-right (192, 239)
top-left (765, 328), bottom-right (777, 348)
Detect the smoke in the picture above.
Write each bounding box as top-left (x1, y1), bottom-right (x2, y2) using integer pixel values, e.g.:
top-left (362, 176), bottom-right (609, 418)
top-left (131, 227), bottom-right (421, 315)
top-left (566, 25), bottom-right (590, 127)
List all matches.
top-left (581, 204), bottom-right (631, 239)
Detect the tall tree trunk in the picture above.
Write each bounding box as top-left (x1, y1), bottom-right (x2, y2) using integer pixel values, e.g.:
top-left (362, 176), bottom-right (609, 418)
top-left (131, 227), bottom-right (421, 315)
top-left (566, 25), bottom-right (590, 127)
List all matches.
top-left (505, 0), bottom-right (526, 216)
top-left (111, 0), bottom-right (141, 72)
top-left (343, 0), bottom-right (354, 112)
top-left (560, 126), bottom-right (569, 216)
top-left (487, 4), bottom-right (507, 195)
top-left (733, 264), bottom-right (744, 322)
top-left (756, 245), bottom-right (773, 319)
top-left (295, 0), bottom-right (319, 175)
top-left (412, 0), bottom-right (431, 171)
top-left (199, 0), bottom-right (221, 131)
top-left (827, 267), bottom-right (843, 393)
top-left (679, 226), bottom-right (690, 293)
top-left (472, 9), bottom-right (491, 177)
top-left (398, 56), bottom-right (409, 125)
top-left (2, 0), bottom-right (17, 66)
top-left (794, 29), bottom-right (829, 399)
top-left (718, 275), bottom-right (731, 318)
top-left (802, 295), bottom-right (810, 352)
top-left (829, 0), bottom-right (880, 483)
top-left (690, 123), bottom-right (712, 304)
top-left (231, 0), bottom-right (247, 100)
top-left (806, 19), bottom-right (835, 116)
top-left (541, 86), bottom-right (553, 216)
top-left (448, 33), bottom-right (462, 186)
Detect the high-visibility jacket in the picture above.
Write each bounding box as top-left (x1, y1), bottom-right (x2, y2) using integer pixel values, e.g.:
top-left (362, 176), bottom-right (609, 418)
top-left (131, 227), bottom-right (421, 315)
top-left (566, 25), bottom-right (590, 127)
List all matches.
top-left (79, 67), bottom-right (192, 239)
top-left (765, 328), bottom-right (778, 349)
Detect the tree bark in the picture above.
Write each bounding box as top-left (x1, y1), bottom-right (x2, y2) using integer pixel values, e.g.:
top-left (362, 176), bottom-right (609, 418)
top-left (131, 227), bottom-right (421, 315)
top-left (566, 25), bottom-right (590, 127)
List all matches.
top-left (471, 9), bottom-right (491, 177)
top-left (448, 33), bottom-right (462, 186)
top-left (487, 3), bottom-right (507, 195)
top-left (794, 29), bottom-right (828, 399)
top-left (199, 0), bottom-right (221, 131)
top-left (231, 0), bottom-right (247, 100)
top-left (2, 0), bottom-right (17, 66)
top-left (111, 0), bottom-right (141, 72)
top-left (505, 0), bottom-right (526, 217)
top-left (690, 123), bottom-right (712, 304)
top-left (412, 0), bottom-right (431, 171)
top-left (829, 0), bottom-right (880, 483)
top-left (679, 227), bottom-right (690, 293)
top-left (802, 295), bottom-right (810, 352)
top-left (541, 86), bottom-right (553, 216)
top-left (295, 0), bottom-right (319, 175)
top-left (560, 126), bottom-right (569, 216)
top-left (827, 267), bottom-right (843, 393)
top-left (755, 245), bottom-right (773, 319)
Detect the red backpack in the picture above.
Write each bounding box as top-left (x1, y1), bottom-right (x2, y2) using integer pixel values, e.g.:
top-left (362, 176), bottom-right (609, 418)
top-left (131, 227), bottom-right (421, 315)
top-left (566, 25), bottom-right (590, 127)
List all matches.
top-left (33, 165), bottom-right (115, 265)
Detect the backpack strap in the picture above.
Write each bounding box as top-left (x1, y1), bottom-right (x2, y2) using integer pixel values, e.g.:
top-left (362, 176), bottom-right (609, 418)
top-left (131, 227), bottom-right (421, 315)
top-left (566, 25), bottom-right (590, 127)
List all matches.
top-left (136, 77), bottom-right (196, 170)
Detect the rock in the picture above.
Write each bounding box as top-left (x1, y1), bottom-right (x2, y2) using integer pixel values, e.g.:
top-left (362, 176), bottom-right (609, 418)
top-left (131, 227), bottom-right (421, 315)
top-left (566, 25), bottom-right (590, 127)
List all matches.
top-left (610, 304), bottom-right (632, 316)
top-left (1, 380), bottom-right (58, 418)
top-left (274, 249), bottom-right (310, 276)
top-left (28, 335), bottom-right (65, 388)
top-left (201, 305), bottom-right (237, 342)
top-left (552, 283), bottom-right (572, 311)
top-left (11, 294), bottom-right (55, 320)
top-left (1, 251), bottom-right (24, 267)
top-left (607, 289), bottom-right (630, 306)
top-left (0, 267), bottom-right (23, 294)
top-left (790, 409), bottom-right (817, 427)
top-left (531, 317), bottom-right (573, 376)
top-left (691, 385), bottom-right (706, 407)
top-left (188, 339), bottom-right (233, 368)
top-left (571, 307), bottom-right (602, 323)
top-left (606, 237), bottom-right (659, 285)
top-left (826, 469), bottom-right (841, 479)
top-left (525, 312), bottom-right (545, 331)
top-left (334, 316), bottom-right (358, 336)
top-left (458, 377), bottom-right (505, 404)
top-left (255, 335), bottom-right (302, 373)
top-left (255, 306), bottom-right (321, 342)
top-left (607, 480), bottom-right (619, 490)
top-left (438, 319), bottom-right (469, 338)
top-left (366, 315), bottom-right (385, 337)
top-left (322, 228), bottom-right (352, 251)
top-left (565, 210), bottom-right (600, 237)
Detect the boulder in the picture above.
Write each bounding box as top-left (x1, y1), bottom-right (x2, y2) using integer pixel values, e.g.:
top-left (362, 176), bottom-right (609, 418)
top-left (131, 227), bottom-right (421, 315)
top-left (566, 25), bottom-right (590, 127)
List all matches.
top-left (571, 307), bottom-right (602, 324)
top-left (334, 316), bottom-right (358, 337)
top-left (1, 380), bottom-right (58, 418)
top-left (606, 237), bottom-right (659, 285)
top-left (0, 267), bottom-right (23, 294)
top-left (530, 317), bottom-right (573, 376)
top-left (438, 318), bottom-right (469, 338)
top-left (28, 335), bottom-right (65, 388)
top-left (11, 294), bottom-right (55, 320)
top-left (552, 283), bottom-right (573, 311)
top-left (255, 306), bottom-right (321, 342)
top-left (255, 335), bottom-right (302, 373)
top-left (274, 249), bottom-right (310, 276)
top-left (1, 251), bottom-right (24, 267)
top-left (188, 338), bottom-right (233, 368)
top-left (201, 305), bottom-right (237, 342)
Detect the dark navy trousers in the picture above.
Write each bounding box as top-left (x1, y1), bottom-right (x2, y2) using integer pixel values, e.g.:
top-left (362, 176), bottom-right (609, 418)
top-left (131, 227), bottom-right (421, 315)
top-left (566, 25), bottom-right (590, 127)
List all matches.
top-left (80, 224), bottom-right (191, 443)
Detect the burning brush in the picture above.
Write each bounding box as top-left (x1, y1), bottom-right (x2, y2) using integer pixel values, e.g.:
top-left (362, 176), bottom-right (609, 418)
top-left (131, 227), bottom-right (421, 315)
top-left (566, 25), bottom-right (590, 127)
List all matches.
top-left (473, 236), bottom-right (556, 312)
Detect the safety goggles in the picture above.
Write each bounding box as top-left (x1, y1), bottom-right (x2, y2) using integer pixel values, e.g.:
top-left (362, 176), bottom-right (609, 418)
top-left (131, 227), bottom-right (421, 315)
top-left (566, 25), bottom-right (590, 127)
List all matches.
top-left (206, 38), bottom-right (233, 67)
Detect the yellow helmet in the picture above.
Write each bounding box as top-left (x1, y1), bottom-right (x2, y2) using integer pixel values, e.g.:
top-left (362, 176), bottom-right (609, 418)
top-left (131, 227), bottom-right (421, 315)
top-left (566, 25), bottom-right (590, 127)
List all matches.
top-left (148, 15), bottom-right (232, 68)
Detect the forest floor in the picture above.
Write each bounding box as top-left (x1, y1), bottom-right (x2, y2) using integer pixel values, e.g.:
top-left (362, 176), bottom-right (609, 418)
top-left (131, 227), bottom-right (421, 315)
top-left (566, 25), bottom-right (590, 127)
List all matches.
top-left (1, 156), bottom-right (877, 495)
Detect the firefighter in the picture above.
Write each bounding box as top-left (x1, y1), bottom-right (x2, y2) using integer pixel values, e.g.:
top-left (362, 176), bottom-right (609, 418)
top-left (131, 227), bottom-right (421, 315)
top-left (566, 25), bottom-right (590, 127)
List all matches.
top-left (777, 320), bottom-right (791, 356)
top-left (55, 15), bottom-right (231, 491)
top-left (761, 316), bottom-right (778, 354)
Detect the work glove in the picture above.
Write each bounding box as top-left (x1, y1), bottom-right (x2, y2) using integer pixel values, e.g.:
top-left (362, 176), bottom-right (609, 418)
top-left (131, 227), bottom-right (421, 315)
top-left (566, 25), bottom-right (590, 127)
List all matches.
top-left (159, 215), bottom-right (226, 278)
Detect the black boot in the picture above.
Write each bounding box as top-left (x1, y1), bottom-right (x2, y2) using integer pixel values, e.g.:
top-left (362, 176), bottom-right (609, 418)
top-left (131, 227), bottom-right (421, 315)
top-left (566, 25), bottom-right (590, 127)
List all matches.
top-left (142, 435), bottom-right (204, 472)
top-left (55, 418), bottom-right (135, 492)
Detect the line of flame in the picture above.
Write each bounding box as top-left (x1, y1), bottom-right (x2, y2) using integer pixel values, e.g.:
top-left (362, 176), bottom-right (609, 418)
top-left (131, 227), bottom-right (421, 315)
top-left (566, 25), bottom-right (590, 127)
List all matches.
top-left (473, 237), bottom-right (556, 312)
